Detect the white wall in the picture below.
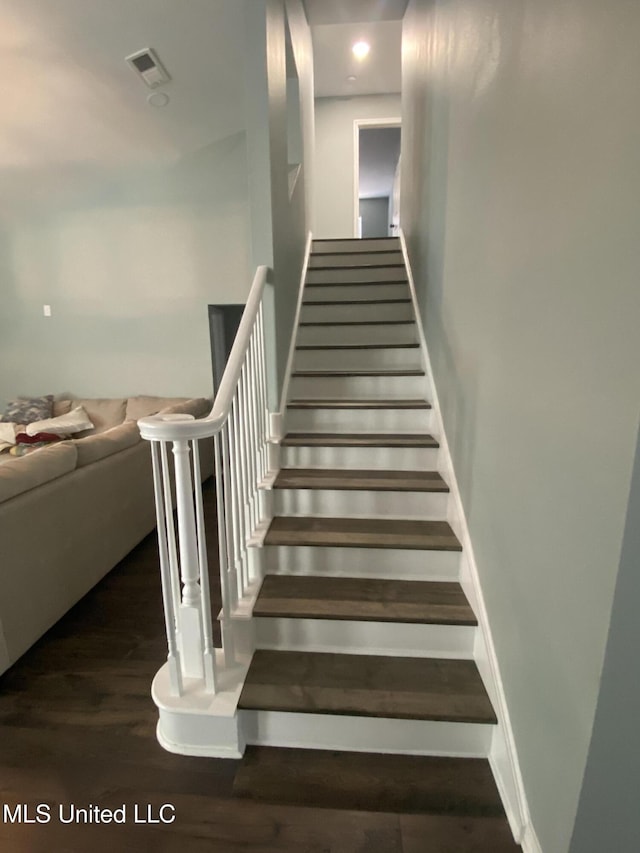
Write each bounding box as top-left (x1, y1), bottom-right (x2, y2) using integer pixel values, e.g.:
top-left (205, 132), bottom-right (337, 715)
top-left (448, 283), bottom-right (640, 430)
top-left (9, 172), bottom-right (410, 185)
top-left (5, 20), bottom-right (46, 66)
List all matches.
top-left (314, 94), bottom-right (401, 238)
top-left (401, 1), bottom-right (640, 851)
top-left (0, 132), bottom-right (251, 408)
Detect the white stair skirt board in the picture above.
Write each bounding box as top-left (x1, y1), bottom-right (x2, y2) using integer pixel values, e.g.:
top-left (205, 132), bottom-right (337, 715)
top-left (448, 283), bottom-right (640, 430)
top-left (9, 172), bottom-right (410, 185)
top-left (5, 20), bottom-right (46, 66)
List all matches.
top-left (285, 406), bottom-right (433, 434)
top-left (308, 251), bottom-right (405, 268)
top-left (297, 322), bottom-right (418, 347)
top-left (254, 617), bottom-right (476, 659)
top-left (306, 266), bottom-right (407, 284)
top-left (289, 374), bottom-right (425, 399)
top-left (273, 487), bottom-right (449, 521)
top-left (294, 347), bottom-right (422, 371)
top-left (262, 544), bottom-right (461, 582)
top-left (280, 444), bottom-right (440, 471)
top-left (152, 653), bottom-right (249, 759)
top-left (239, 709), bottom-right (493, 758)
top-left (300, 302), bottom-right (414, 323)
top-left (312, 238), bottom-right (399, 254)
top-left (303, 283), bottom-right (409, 302)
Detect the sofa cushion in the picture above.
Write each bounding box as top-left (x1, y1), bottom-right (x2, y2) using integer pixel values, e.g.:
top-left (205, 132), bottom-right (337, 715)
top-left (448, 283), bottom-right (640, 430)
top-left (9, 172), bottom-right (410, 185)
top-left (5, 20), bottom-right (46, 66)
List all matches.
top-left (160, 397), bottom-right (211, 419)
top-left (53, 399), bottom-right (72, 418)
top-left (73, 398), bottom-right (127, 435)
top-left (125, 396), bottom-right (190, 421)
top-left (0, 442), bottom-right (77, 503)
top-left (75, 421), bottom-right (141, 468)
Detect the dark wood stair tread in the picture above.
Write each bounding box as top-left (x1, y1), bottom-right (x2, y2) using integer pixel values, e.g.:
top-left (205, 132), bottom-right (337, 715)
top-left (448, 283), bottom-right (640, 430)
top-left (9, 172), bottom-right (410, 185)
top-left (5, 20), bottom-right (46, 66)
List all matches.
top-left (302, 298), bottom-right (412, 305)
top-left (299, 320), bottom-right (415, 326)
top-left (306, 279), bottom-right (408, 286)
top-left (282, 432), bottom-right (439, 448)
top-left (308, 264), bottom-right (406, 271)
top-left (287, 399), bottom-right (431, 409)
top-left (273, 468), bottom-right (449, 492)
top-left (313, 237), bottom-right (400, 242)
top-left (296, 343), bottom-right (419, 350)
top-left (292, 369), bottom-right (424, 377)
top-left (239, 650), bottom-right (496, 724)
top-left (233, 746), bottom-right (509, 818)
top-left (254, 576), bottom-right (476, 625)
top-left (265, 516), bottom-right (461, 551)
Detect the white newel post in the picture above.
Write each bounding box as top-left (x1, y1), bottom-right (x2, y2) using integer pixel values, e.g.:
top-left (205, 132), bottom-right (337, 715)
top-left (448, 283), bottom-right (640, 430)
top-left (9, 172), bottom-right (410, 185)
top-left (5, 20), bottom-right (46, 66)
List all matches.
top-left (172, 438), bottom-right (205, 679)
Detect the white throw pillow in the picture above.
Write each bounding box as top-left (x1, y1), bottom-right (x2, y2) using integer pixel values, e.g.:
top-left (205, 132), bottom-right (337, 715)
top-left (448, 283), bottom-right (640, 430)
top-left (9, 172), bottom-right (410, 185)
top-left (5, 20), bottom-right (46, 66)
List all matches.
top-left (25, 406), bottom-right (95, 437)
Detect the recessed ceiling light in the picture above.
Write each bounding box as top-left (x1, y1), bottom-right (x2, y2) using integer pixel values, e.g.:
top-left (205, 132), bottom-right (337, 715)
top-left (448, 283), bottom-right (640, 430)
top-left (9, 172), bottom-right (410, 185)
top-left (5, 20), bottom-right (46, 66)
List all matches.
top-left (347, 75), bottom-right (357, 82)
top-left (352, 41), bottom-right (370, 60)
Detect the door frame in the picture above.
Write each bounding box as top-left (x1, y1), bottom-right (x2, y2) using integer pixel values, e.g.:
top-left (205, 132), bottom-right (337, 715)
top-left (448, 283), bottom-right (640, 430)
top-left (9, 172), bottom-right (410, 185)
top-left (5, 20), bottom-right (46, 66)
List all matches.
top-left (353, 117), bottom-right (402, 239)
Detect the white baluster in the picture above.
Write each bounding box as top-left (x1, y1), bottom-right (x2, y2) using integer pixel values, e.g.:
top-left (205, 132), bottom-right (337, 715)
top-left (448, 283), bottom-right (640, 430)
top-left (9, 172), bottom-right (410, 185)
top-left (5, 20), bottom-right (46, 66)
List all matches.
top-left (257, 302), bottom-right (270, 477)
top-left (172, 439), bottom-right (204, 679)
top-left (214, 431), bottom-right (237, 668)
top-left (151, 442), bottom-right (182, 696)
top-left (160, 441), bottom-right (181, 616)
top-left (191, 439), bottom-right (217, 692)
top-left (231, 394), bottom-right (248, 596)
top-left (255, 309), bottom-right (267, 480)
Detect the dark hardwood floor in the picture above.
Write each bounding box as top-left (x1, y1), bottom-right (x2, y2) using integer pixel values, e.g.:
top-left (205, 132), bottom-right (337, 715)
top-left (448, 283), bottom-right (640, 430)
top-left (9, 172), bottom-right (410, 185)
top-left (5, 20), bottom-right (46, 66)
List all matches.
top-left (0, 480), bottom-right (519, 852)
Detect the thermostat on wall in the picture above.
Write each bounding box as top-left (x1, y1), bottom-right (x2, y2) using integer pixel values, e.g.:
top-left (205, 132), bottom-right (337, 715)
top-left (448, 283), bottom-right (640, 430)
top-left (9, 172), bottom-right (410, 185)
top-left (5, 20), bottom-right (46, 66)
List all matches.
top-left (126, 48), bottom-right (170, 89)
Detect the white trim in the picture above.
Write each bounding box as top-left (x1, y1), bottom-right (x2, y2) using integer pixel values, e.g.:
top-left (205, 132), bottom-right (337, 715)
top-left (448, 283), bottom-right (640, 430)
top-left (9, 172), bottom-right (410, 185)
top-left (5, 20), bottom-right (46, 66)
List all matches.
top-left (398, 228), bottom-right (537, 847)
top-left (521, 822), bottom-right (544, 853)
top-left (353, 117), bottom-right (401, 238)
top-left (278, 230), bottom-right (313, 418)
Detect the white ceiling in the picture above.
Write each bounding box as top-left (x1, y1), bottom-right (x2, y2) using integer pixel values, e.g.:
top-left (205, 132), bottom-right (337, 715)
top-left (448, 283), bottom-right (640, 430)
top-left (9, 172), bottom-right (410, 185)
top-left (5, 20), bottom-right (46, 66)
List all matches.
top-left (0, 0), bottom-right (246, 213)
top-left (305, 0), bottom-right (406, 99)
top-left (311, 20), bottom-right (402, 98)
top-left (303, 0), bottom-right (408, 25)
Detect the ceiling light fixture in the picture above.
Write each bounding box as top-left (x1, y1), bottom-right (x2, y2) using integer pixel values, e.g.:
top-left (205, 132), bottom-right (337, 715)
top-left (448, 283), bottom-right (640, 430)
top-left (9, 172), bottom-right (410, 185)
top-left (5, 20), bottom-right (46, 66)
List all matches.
top-left (352, 41), bottom-right (370, 60)
top-left (347, 75), bottom-right (357, 82)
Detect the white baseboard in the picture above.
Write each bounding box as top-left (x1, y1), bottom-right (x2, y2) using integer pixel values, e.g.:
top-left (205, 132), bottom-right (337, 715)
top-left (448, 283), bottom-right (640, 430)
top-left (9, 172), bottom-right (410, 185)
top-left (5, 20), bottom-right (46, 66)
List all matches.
top-left (399, 228), bottom-right (536, 847)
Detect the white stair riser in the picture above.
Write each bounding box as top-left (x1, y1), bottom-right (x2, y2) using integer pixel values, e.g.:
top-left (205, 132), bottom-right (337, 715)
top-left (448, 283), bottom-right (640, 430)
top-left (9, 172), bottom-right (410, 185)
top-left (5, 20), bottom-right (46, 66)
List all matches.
top-left (281, 444), bottom-right (440, 471)
top-left (307, 266), bottom-right (406, 284)
top-left (263, 545), bottom-right (461, 581)
top-left (285, 406), bottom-right (433, 433)
top-left (290, 374), bottom-right (425, 399)
top-left (308, 251), bottom-right (404, 268)
top-left (300, 302), bottom-right (414, 322)
top-left (254, 617), bottom-right (476, 659)
top-left (305, 283), bottom-right (408, 301)
top-left (273, 487), bottom-right (449, 520)
top-left (297, 323), bottom-right (418, 346)
top-left (294, 347), bottom-right (422, 371)
top-left (312, 238), bottom-right (399, 254)
top-left (240, 710), bottom-right (493, 758)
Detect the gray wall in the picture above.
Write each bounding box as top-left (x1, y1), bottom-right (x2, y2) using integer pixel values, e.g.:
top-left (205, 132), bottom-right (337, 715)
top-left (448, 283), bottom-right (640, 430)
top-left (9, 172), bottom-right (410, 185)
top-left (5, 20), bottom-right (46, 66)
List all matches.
top-left (314, 94), bottom-right (401, 238)
top-left (0, 132), bottom-right (251, 407)
top-left (360, 197), bottom-right (390, 238)
top-left (569, 424), bottom-right (640, 852)
top-left (401, 1), bottom-right (640, 851)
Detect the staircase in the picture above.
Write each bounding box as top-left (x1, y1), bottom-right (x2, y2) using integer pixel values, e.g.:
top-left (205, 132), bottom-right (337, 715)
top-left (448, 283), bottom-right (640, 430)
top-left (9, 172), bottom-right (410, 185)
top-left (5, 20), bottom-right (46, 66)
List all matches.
top-left (233, 237), bottom-right (512, 825)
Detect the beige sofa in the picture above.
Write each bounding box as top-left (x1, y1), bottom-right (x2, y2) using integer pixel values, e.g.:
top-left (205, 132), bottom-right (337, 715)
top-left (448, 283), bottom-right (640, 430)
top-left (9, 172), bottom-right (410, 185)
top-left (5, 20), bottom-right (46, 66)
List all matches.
top-left (0, 395), bottom-right (213, 676)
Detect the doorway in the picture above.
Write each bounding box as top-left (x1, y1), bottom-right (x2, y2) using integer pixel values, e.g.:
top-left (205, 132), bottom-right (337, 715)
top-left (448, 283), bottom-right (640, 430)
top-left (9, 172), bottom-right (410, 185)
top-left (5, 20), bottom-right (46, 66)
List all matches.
top-left (354, 119), bottom-right (401, 238)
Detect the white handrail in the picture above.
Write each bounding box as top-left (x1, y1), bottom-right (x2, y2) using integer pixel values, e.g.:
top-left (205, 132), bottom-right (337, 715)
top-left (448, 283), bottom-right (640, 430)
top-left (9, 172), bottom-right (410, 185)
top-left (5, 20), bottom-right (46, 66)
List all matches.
top-left (138, 265), bottom-right (270, 442)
